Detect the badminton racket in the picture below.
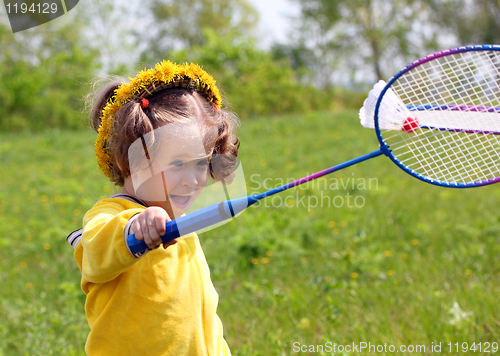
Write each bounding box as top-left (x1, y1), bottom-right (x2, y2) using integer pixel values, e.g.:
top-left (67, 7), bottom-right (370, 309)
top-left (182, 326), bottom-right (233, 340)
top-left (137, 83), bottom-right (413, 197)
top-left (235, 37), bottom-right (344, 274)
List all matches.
top-left (128, 44), bottom-right (500, 254)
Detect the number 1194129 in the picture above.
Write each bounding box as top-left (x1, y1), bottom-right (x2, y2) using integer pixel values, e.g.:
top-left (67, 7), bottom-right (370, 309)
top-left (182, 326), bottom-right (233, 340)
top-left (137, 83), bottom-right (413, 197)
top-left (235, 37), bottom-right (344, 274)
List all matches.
top-left (448, 342), bottom-right (498, 353)
top-left (6, 3), bottom-right (58, 14)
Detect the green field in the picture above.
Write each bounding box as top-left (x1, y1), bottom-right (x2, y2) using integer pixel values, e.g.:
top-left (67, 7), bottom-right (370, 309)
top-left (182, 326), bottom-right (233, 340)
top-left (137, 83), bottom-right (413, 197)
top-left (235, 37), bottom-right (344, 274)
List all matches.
top-left (1, 111), bottom-right (500, 355)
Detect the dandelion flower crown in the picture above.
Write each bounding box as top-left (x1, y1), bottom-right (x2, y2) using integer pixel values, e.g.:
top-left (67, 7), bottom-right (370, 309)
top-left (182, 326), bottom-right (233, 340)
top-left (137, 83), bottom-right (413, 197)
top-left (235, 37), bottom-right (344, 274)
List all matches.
top-left (95, 61), bottom-right (222, 180)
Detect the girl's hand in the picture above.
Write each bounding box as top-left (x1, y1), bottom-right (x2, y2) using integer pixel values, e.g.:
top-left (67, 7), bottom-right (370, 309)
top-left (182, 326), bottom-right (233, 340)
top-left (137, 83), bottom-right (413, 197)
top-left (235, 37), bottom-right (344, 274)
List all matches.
top-left (132, 207), bottom-right (178, 249)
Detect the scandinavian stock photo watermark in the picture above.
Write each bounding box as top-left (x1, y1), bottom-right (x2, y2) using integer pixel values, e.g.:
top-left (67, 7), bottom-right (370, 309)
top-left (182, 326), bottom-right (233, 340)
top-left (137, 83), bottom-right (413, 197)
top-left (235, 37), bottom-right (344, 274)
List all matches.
top-left (248, 174), bottom-right (378, 211)
top-left (292, 341), bottom-right (499, 354)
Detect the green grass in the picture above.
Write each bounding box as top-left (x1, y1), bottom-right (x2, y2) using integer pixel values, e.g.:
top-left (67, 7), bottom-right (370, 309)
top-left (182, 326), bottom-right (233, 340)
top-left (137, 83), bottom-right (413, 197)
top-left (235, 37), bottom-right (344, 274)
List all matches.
top-left (1, 112), bottom-right (500, 355)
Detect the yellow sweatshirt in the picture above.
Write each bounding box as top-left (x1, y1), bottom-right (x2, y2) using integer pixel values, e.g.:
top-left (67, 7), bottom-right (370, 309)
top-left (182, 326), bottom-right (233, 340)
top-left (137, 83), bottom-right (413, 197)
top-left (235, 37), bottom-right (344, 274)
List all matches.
top-left (69, 197), bottom-right (231, 356)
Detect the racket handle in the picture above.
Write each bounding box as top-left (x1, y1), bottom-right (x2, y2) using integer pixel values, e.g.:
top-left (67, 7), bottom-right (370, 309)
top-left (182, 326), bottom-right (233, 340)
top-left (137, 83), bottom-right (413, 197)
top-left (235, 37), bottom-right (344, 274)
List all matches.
top-left (127, 219), bottom-right (180, 254)
top-left (126, 196), bottom-right (254, 255)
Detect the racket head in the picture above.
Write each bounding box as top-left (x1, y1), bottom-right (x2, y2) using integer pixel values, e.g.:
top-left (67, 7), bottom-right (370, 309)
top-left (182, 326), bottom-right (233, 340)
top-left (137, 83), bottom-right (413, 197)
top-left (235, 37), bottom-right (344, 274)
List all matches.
top-left (374, 45), bottom-right (500, 188)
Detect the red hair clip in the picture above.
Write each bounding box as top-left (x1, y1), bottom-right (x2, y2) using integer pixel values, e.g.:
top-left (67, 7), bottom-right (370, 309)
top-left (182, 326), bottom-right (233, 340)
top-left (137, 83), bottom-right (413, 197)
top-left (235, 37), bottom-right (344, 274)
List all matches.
top-left (141, 98), bottom-right (149, 109)
top-left (211, 103), bottom-right (219, 113)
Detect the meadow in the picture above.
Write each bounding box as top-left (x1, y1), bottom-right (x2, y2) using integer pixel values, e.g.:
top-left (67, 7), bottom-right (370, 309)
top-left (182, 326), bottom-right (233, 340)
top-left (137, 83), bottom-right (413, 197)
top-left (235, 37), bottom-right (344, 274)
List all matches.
top-left (1, 111), bottom-right (500, 355)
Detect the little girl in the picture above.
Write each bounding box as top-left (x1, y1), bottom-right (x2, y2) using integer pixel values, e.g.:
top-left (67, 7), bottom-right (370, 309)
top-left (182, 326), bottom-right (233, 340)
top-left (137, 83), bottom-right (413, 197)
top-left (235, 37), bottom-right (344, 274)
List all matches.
top-left (66, 61), bottom-right (239, 355)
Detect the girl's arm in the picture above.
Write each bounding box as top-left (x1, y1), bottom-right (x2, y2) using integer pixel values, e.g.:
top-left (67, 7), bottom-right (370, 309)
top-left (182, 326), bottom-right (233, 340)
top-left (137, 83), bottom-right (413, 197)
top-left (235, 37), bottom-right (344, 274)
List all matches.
top-left (78, 201), bottom-right (146, 284)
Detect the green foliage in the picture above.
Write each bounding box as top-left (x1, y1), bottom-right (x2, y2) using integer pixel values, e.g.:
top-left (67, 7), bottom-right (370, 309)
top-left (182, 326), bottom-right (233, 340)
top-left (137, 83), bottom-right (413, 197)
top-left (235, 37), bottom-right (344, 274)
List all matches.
top-left (0, 21), bottom-right (98, 132)
top-left (290, 0), bottom-right (433, 84)
top-left (424, 0), bottom-right (500, 44)
top-left (142, 0), bottom-right (259, 62)
top-left (2, 112), bottom-right (500, 354)
top-left (170, 30), bottom-right (363, 117)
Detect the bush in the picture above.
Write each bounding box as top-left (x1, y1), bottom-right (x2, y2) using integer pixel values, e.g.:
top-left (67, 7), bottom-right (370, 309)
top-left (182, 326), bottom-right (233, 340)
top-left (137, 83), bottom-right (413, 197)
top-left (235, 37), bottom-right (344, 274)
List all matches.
top-left (0, 24), bottom-right (97, 132)
top-left (170, 30), bottom-right (343, 118)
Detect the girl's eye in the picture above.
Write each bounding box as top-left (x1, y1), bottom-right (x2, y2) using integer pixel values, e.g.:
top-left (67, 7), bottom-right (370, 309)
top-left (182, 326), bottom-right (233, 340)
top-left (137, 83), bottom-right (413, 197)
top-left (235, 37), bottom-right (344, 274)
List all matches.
top-left (170, 160), bottom-right (183, 167)
top-left (197, 160), bottom-right (209, 166)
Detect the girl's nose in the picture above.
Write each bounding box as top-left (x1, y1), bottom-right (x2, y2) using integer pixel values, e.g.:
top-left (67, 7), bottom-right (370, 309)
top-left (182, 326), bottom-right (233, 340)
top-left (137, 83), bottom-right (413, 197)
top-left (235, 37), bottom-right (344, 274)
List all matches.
top-left (181, 167), bottom-right (201, 187)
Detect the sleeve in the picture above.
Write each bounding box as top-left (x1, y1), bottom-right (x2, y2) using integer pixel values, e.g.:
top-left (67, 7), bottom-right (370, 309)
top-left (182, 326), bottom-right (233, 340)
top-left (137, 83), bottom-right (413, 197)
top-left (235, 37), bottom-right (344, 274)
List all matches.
top-left (80, 201), bottom-right (145, 284)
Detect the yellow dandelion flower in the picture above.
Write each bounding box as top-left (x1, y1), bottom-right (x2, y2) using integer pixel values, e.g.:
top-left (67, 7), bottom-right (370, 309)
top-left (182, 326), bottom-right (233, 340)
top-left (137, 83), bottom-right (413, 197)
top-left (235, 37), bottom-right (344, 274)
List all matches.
top-left (465, 269), bottom-right (472, 276)
top-left (388, 270), bottom-right (395, 276)
top-left (26, 283), bottom-right (33, 289)
top-left (44, 243), bottom-right (51, 250)
top-left (384, 250), bottom-right (392, 257)
top-left (266, 250), bottom-right (273, 257)
top-left (299, 318), bottom-right (311, 329)
top-left (328, 221), bottom-right (336, 228)
top-left (116, 85), bottom-right (133, 100)
top-left (411, 239), bottom-right (419, 246)
top-left (261, 257), bottom-right (270, 264)
top-left (351, 272), bottom-right (359, 279)
top-left (251, 258), bottom-right (259, 265)
top-left (19, 262), bottom-right (27, 269)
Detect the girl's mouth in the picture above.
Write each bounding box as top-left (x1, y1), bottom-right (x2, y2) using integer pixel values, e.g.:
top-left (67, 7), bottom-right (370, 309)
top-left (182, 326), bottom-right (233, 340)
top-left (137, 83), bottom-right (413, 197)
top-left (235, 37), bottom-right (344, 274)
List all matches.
top-left (169, 194), bottom-right (192, 209)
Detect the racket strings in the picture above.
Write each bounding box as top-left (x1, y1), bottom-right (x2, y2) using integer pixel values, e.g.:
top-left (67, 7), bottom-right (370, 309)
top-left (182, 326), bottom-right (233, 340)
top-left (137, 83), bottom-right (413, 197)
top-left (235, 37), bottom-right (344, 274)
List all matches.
top-left (389, 130), bottom-right (498, 183)
top-left (401, 131), bottom-right (465, 182)
top-left (380, 50), bottom-right (500, 185)
top-left (394, 125), bottom-right (500, 180)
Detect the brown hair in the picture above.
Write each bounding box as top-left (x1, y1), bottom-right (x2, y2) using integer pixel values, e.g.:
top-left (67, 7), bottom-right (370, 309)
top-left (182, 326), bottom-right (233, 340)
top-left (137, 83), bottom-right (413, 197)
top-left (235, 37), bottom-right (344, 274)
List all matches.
top-left (89, 80), bottom-right (240, 187)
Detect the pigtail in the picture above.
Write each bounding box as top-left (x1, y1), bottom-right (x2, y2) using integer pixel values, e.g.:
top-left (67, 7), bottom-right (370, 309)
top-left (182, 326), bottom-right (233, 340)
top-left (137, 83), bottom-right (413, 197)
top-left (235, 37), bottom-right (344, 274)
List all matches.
top-left (109, 100), bottom-right (155, 186)
top-left (88, 80), bottom-right (123, 133)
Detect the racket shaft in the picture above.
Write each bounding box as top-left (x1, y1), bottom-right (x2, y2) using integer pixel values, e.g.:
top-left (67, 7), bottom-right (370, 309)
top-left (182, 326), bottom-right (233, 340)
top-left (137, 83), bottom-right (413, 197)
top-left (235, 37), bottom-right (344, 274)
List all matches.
top-left (255, 149), bottom-right (384, 200)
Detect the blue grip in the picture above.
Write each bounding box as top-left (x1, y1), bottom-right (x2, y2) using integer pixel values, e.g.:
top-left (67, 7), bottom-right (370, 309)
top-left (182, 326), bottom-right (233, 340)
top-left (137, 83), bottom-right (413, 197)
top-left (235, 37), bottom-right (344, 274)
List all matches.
top-left (127, 219), bottom-right (180, 255)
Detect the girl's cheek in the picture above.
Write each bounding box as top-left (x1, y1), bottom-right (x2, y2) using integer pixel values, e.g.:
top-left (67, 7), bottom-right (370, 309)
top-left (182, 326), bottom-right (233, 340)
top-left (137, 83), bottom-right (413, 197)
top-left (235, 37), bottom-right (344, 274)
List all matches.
top-left (197, 169), bottom-right (209, 186)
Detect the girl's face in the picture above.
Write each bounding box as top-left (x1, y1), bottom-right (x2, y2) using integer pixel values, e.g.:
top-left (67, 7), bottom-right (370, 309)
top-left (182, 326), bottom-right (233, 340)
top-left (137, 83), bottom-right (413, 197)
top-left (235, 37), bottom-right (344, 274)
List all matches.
top-left (129, 120), bottom-right (215, 218)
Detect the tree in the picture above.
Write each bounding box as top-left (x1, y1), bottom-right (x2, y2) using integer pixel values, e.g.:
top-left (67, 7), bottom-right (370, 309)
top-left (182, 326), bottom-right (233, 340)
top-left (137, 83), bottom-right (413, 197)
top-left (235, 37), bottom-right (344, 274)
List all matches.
top-left (169, 30), bottom-right (334, 117)
top-left (288, 0), bottom-right (437, 87)
top-left (141, 0), bottom-right (259, 63)
top-left (423, 0), bottom-right (500, 45)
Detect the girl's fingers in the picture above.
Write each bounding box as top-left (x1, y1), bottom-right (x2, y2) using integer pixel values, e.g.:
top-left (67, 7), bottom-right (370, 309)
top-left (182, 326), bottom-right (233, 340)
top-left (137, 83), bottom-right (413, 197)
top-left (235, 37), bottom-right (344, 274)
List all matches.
top-left (132, 207), bottom-right (170, 248)
top-left (133, 220), bottom-right (143, 240)
top-left (155, 213), bottom-right (167, 236)
top-left (163, 239), bottom-right (177, 249)
top-left (146, 220), bottom-right (161, 247)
